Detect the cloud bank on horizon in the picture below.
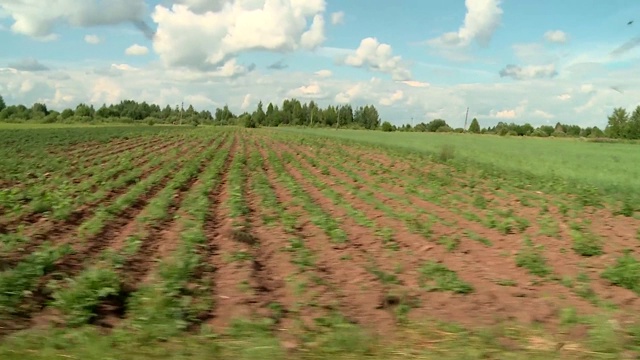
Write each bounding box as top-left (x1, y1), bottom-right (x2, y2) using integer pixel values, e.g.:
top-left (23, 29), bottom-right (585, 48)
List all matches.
top-left (0, 0), bottom-right (639, 128)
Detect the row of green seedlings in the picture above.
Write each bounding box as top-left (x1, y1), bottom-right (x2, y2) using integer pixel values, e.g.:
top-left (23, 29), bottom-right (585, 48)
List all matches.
top-left (0, 135), bottom-right (217, 318)
top-left (298, 139), bottom-right (535, 250)
top-left (513, 234), bottom-right (639, 310)
top-left (227, 137), bottom-right (254, 244)
top-left (281, 145), bottom-right (471, 295)
top-left (279, 137), bottom-right (478, 233)
top-left (300, 136), bottom-right (534, 238)
top-left (296, 144), bottom-right (612, 291)
top-left (73, 135), bottom-right (167, 166)
top-left (287, 138), bottom-right (548, 275)
top-left (362, 152), bottom-right (547, 241)
top-left (262, 139), bottom-right (475, 323)
top-left (0, 126), bottom-right (178, 185)
top-left (1, 133), bottom-right (160, 192)
top-left (312, 135), bottom-right (586, 224)
top-left (276, 140), bottom-right (434, 244)
top-left (45, 134), bottom-right (228, 326)
top-left (343, 134), bottom-right (610, 212)
top-left (61, 135), bottom-right (163, 174)
top-left (279, 147), bottom-right (406, 287)
top-left (0, 126), bottom-right (177, 177)
top-left (1, 134), bottom-right (188, 223)
top-left (245, 147), bottom-right (318, 327)
top-left (256, 142), bottom-right (385, 328)
top-left (119, 137), bottom-right (234, 340)
top-left (276, 142), bottom-right (474, 290)
top-left (0, 137), bottom-right (201, 257)
top-left (54, 133), bottom-right (161, 161)
top-left (277, 147), bottom-right (401, 254)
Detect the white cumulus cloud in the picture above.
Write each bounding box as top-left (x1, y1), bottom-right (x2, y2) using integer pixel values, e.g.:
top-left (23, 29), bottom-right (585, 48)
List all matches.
top-left (0, 0), bottom-right (146, 38)
top-left (314, 69), bottom-right (332, 77)
top-left (544, 30), bottom-right (568, 44)
top-left (84, 34), bottom-right (101, 44)
top-left (428, 0), bottom-right (503, 48)
top-left (380, 90), bottom-right (404, 106)
top-left (331, 11), bottom-right (344, 25)
top-left (342, 37), bottom-right (411, 81)
top-left (151, 1), bottom-right (327, 71)
top-left (125, 44), bottom-right (149, 56)
top-left (499, 64), bottom-right (557, 80)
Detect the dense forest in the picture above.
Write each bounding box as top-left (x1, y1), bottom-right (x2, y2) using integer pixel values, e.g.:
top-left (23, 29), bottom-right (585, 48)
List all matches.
top-left (0, 94), bottom-right (638, 139)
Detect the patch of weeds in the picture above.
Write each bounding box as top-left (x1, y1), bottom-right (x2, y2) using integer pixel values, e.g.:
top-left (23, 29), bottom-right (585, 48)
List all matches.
top-left (50, 267), bottom-right (122, 326)
top-left (438, 144), bottom-right (455, 162)
top-left (438, 235), bottom-right (460, 252)
top-left (560, 275), bottom-right (574, 288)
top-left (539, 203), bottom-right (549, 215)
top-left (558, 202), bottom-right (569, 217)
top-left (495, 279), bottom-right (517, 287)
top-left (574, 272), bottom-right (599, 304)
top-left (601, 250), bottom-right (640, 295)
top-left (418, 261), bottom-right (474, 294)
top-left (586, 315), bottom-right (624, 355)
top-left (462, 211), bottom-right (482, 223)
top-left (571, 229), bottom-right (603, 257)
top-left (225, 319), bottom-right (285, 359)
top-left (537, 215), bottom-right (560, 238)
top-left (405, 216), bottom-right (432, 239)
top-left (576, 186), bottom-right (603, 208)
top-left (559, 307), bottom-right (581, 326)
top-left (308, 313), bottom-right (374, 356)
top-left (464, 230), bottom-right (492, 247)
top-left (496, 218), bottom-right (516, 235)
top-left (380, 290), bottom-right (420, 325)
top-left (515, 237), bottom-right (551, 277)
top-left (226, 251), bottom-right (253, 263)
top-left (376, 227), bottom-right (399, 251)
top-left (614, 200), bottom-right (635, 217)
top-left (472, 195), bottom-right (487, 209)
top-left (367, 265), bottom-right (400, 285)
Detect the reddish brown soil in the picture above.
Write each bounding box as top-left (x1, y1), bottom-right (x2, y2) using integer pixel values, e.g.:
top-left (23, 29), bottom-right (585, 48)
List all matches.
top-left (254, 140), bottom-right (399, 333)
top-left (0, 138), bottom-right (223, 333)
top-left (0, 140), bottom-right (202, 268)
top-left (288, 139), bottom-right (640, 314)
top-left (0, 138), bottom-right (188, 233)
top-left (205, 134), bottom-right (256, 328)
top-left (270, 137), bottom-right (639, 329)
top-left (3, 130), bottom-right (640, 341)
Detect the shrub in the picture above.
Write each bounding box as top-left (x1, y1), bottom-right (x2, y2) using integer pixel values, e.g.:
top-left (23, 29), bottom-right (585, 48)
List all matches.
top-left (145, 116), bottom-right (158, 126)
top-left (436, 125), bottom-right (453, 133)
top-left (381, 121), bottom-right (394, 132)
top-left (438, 144), bottom-right (455, 162)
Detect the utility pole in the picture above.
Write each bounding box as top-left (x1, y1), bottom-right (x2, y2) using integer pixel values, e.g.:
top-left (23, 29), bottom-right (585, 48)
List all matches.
top-left (179, 101), bottom-right (184, 126)
top-left (464, 107), bottom-right (469, 131)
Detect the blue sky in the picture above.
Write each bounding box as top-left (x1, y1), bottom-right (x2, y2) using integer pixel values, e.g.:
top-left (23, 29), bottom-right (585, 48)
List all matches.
top-left (1, 0), bottom-right (640, 128)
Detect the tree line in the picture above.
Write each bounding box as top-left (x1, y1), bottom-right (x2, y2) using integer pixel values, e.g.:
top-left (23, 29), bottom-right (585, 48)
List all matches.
top-left (0, 94), bottom-right (637, 139)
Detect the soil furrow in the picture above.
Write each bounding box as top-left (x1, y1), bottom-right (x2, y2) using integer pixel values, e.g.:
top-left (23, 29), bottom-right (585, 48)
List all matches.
top-left (204, 133), bottom-right (256, 329)
top-left (277, 139), bottom-right (603, 328)
top-left (254, 140), bottom-right (397, 333)
top-left (0, 141), bottom-right (202, 269)
top-left (0, 138), bottom-right (188, 234)
top-left (305, 150), bottom-right (640, 311)
top-left (118, 136), bottom-right (228, 290)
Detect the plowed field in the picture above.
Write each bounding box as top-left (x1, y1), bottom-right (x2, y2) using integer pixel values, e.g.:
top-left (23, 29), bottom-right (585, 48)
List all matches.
top-left (1, 125), bottom-right (639, 359)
